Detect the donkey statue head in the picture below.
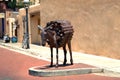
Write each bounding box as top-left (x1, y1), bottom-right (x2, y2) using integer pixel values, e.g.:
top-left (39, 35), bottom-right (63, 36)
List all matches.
top-left (38, 25), bottom-right (47, 46)
top-left (38, 25), bottom-right (56, 47)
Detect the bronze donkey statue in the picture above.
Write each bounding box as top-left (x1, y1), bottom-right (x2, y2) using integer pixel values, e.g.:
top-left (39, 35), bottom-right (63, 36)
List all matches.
top-left (38, 20), bottom-right (74, 67)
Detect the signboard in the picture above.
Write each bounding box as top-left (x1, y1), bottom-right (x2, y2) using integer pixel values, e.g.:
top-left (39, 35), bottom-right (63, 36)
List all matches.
top-left (0, 13), bottom-right (5, 18)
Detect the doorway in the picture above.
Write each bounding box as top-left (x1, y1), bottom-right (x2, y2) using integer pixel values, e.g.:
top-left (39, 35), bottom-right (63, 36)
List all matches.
top-left (0, 18), bottom-right (4, 38)
top-left (30, 12), bottom-right (41, 45)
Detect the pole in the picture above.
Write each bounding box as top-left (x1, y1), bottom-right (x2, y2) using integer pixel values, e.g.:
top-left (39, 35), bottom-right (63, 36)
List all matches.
top-left (25, 6), bottom-right (30, 48)
top-left (22, 5), bottom-right (30, 49)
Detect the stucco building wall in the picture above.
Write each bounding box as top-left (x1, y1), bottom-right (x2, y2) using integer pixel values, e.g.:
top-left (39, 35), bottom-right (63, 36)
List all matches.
top-left (18, 4), bottom-right (41, 44)
top-left (4, 11), bottom-right (18, 38)
top-left (40, 0), bottom-right (120, 59)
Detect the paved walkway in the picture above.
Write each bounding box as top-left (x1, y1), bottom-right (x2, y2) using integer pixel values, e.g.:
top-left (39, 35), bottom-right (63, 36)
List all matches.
top-left (0, 40), bottom-right (120, 75)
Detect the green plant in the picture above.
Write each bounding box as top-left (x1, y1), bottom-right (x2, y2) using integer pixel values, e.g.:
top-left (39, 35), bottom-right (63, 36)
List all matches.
top-left (7, 0), bottom-right (16, 10)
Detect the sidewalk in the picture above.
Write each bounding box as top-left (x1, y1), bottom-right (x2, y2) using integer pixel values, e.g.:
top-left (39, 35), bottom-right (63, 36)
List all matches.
top-left (0, 40), bottom-right (120, 75)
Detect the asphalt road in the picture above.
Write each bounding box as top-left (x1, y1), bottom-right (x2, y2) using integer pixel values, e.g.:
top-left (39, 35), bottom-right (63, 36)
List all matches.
top-left (0, 46), bottom-right (120, 80)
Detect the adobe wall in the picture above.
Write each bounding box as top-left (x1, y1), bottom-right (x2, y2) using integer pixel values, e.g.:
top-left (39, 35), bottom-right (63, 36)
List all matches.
top-left (5, 11), bottom-right (12, 36)
top-left (40, 0), bottom-right (120, 59)
top-left (18, 4), bottom-right (40, 43)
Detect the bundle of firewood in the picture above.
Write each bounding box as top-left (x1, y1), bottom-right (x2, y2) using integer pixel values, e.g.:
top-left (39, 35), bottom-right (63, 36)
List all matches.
top-left (45, 20), bottom-right (74, 47)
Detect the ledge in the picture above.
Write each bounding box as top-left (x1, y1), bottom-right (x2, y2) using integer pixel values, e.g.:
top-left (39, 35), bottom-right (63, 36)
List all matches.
top-left (29, 66), bottom-right (103, 77)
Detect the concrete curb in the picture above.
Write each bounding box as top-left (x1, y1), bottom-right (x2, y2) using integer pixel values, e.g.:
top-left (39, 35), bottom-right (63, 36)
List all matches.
top-left (0, 42), bottom-right (40, 56)
top-left (0, 42), bottom-right (51, 62)
top-left (29, 67), bottom-right (103, 77)
top-left (103, 68), bottom-right (120, 74)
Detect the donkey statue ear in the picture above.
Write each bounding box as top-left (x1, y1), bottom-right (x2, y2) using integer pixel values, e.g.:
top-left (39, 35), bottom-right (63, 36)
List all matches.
top-left (38, 25), bottom-right (44, 31)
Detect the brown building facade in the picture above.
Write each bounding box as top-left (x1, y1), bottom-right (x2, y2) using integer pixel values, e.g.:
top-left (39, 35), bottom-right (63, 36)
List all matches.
top-left (18, 4), bottom-right (41, 44)
top-left (40, 0), bottom-right (120, 59)
top-left (3, 0), bottom-right (120, 59)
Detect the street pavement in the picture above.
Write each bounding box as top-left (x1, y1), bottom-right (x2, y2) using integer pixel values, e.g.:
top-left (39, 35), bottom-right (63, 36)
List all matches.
top-left (0, 40), bottom-right (120, 73)
top-left (0, 40), bottom-right (120, 78)
top-left (0, 45), bottom-right (120, 80)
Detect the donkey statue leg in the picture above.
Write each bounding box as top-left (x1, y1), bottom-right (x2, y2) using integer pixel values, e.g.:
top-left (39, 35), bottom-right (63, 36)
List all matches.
top-left (56, 46), bottom-right (59, 67)
top-left (68, 41), bottom-right (73, 65)
top-left (63, 45), bottom-right (67, 65)
top-left (50, 47), bottom-right (53, 67)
